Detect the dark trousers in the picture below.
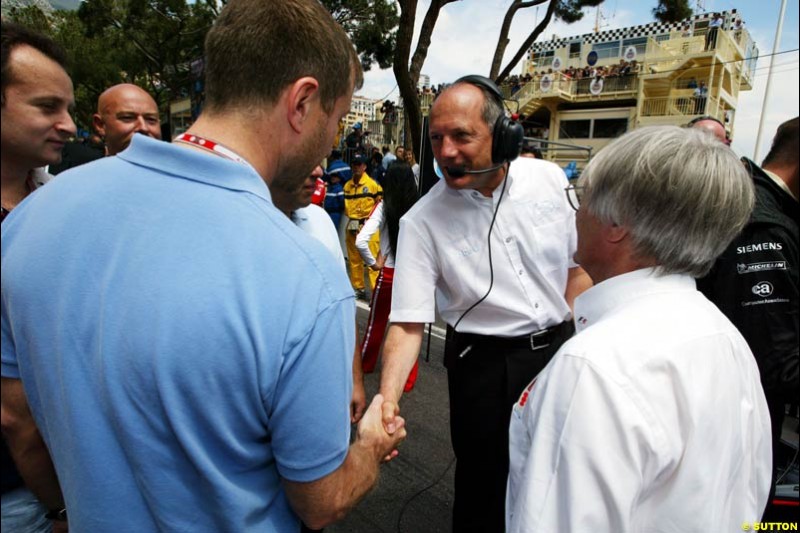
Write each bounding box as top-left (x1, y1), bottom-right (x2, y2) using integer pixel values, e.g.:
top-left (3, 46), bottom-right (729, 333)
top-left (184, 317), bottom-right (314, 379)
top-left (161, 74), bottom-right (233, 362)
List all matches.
top-left (706, 27), bottom-right (719, 50)
top-left (694, 96), bottom-right (707, 114)
top-left (762, 391), bottom-right (791, 519)
top-left (444, 322), bottom-right (574, 532)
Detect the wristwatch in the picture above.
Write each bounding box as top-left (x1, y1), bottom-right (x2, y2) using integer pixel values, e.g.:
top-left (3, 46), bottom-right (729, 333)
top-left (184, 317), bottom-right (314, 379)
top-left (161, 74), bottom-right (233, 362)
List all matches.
top-left (45, 507), bottom-right (67, 521)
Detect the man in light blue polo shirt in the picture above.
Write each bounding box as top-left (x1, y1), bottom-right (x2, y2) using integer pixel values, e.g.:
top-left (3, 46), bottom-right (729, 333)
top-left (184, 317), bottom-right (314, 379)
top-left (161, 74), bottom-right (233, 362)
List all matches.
top-left (1, 1), bottom-right (406, 531)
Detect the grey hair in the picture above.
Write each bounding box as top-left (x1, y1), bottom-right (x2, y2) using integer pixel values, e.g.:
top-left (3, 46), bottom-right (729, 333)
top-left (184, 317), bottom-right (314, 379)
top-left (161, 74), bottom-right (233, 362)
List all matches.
top-left (437, 81), bottom-right (504, 132)
top-left (579, 126), bottom-right (754, 277)
top-left (476, 86), bottom-right (503, 132)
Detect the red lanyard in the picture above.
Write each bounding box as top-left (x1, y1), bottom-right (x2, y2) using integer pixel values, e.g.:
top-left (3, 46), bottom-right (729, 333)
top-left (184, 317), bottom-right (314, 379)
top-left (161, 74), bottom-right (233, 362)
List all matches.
top-left (174, 133), bottom-right (251, 167)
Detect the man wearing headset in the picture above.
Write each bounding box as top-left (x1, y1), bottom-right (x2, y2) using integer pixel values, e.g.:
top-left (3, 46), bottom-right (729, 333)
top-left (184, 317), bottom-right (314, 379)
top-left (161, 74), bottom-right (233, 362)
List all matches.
top-left (687, 115), bottom-right (730, 146)
top-left (378, 76), bottom-right (592, 532)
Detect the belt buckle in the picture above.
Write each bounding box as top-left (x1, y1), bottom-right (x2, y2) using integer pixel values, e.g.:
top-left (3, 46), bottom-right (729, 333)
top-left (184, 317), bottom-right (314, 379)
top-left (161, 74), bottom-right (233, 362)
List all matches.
top-left (529, 329), bottom-right (550, 351)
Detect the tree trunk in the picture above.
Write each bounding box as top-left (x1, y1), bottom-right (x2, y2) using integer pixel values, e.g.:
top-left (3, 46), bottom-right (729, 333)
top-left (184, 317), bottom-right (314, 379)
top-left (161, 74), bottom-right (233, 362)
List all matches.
top-left (393, 0), bottom-right (418, 153)
top-left (396, 0), bottom-right (457, 161)
top-left (489, 0), bottom-right (547, 81)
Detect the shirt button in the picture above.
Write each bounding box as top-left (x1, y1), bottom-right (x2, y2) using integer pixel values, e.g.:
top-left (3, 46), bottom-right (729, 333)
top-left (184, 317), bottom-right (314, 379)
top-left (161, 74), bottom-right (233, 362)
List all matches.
top-left (535, 303), bottom-right (540, 309)
top-left (518, 269), bottom-right (524, 275)
top-left (505, 237), bottom-right (512, 243)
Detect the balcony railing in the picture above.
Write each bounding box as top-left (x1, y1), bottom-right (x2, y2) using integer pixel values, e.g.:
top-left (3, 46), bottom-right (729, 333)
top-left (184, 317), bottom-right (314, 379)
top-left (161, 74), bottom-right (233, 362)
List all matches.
top-left (419, 92), bottom-right (435, 115)
top-left (640, 95), bottom-right (721, 118)
top-left (642, 27), bottom-right (755, 86)
top-left (503, 71), bottom-right (639, 107)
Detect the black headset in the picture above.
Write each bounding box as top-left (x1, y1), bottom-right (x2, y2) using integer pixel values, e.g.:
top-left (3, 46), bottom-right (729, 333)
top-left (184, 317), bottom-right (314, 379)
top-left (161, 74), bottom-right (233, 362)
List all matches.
top-left (453, 75), bottom-right (525, 164)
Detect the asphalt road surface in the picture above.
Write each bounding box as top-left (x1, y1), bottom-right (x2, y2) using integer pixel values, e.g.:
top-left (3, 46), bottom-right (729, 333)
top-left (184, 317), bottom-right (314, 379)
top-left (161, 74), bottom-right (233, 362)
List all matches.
top-left (329, 301), bottom-right (455, 533)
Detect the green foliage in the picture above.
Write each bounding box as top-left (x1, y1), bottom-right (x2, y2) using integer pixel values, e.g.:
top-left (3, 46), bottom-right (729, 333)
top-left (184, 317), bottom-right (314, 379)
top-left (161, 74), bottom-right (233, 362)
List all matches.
top-left (554, 0), bottom-right (605, 24)
top-left (652, 0), bottom-right (693, 23)
top-left (5, 5), bottom-right (50, 33)
top-left (322, 0), bottom-right (399, 71)
top-left (77, 0), bottom-right (216, 98)
top-left (7, 0), bottom-right (216, 131)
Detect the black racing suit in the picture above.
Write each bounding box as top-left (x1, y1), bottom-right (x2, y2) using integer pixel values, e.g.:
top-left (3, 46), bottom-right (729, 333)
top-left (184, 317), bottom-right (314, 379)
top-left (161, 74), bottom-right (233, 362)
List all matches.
top-left (697, 158), bottom-right (798, 515)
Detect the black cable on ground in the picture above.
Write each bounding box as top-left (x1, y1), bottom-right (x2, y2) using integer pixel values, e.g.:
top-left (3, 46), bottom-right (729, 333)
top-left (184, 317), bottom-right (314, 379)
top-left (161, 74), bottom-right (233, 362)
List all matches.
top-left (396, 456), bottom-right (456, 533)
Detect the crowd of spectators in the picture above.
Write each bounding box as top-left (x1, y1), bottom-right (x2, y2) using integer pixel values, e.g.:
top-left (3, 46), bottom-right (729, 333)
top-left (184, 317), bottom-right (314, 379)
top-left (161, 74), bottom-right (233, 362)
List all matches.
top-left (416, 83), bottom-right (446, 97)
top-left (500, 58), bottom-right (641, 97)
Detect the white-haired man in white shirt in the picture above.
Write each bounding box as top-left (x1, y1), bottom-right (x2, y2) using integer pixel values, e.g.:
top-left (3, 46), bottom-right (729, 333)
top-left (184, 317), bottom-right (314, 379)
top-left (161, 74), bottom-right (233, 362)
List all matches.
top-left (506, 126), bottom-right (771, 532)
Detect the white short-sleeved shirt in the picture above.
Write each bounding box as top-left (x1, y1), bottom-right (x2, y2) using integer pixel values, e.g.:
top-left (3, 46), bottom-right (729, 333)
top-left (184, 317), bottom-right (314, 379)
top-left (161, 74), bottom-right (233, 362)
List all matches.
top-left (355, 201), bottom-right (394, 268)
top-left (390, 157), bottom-right (577, 336)
top-left (292, 204), bottom-right (345, 268)
top-left (506, 268), bottom-right (772, 532)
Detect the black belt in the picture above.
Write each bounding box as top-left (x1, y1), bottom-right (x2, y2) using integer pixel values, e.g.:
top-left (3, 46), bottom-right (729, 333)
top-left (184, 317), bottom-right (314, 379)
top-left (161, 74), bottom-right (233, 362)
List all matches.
top-left (451, 321), bottom-right (573, 352)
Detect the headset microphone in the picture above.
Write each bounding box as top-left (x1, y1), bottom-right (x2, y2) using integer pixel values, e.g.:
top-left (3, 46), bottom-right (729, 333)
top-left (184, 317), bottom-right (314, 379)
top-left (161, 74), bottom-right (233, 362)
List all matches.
top-left (445, 164), bottom-right (505, 178)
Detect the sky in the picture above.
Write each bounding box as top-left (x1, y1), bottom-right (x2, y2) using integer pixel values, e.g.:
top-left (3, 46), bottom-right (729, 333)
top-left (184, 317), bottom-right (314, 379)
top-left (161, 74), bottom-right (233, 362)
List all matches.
top-left (357, 0), bottom-right (799, 161)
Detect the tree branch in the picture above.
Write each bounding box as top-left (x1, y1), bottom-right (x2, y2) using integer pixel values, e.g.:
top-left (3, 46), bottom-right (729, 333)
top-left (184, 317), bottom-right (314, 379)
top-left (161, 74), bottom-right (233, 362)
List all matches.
top-left (495, 0), bottom-right (557, 84)
top-left (409, 0), bottom-right (458, 82)
top-left (490, 0), bottom-right (549, 80)
top-left (395, 0), bottom-right (457, 160)
top-left (107, 17), bottom-right (160, 66)
top-left (393, 0), bottom-right (417, 151)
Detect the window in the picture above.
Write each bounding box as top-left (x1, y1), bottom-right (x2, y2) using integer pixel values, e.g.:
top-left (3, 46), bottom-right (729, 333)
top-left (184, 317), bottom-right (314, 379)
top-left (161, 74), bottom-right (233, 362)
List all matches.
top-left (559, 117), bottom-right (629, 139)
top-left (592, 40), bottom-right (620, 60)
top-left (592, 118), bottom-right (628, 138)
top-left (560, 120), bottom-right (591, 139)
top-left (569, 42), bottom-right (582, 58)
top-left (622, 34), bottom-right (648, 56)
top-left (535, 50), bottom-right (555, 68)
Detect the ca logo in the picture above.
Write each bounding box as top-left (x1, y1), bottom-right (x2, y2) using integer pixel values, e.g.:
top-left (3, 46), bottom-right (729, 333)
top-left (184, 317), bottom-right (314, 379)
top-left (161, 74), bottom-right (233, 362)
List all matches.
top-left (751, 282), bottom-right (773, 297)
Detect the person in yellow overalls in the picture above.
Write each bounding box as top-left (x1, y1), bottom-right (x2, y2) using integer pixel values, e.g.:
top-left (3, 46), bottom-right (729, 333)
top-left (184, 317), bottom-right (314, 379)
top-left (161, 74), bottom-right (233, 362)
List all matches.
top-left (343, 153), bottom-right (382, 299)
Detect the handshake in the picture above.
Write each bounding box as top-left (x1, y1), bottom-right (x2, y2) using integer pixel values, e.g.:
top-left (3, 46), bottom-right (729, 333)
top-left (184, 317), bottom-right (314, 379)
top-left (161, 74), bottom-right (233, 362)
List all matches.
top-left (356, 394), bottom-right (406, 463)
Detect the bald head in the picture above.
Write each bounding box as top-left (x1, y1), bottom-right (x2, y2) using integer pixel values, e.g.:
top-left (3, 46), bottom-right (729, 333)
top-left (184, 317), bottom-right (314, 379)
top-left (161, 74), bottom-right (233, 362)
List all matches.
top-left (94, 84), bottom-right (161, 155)
top-left (689, 117), bottom-right (729, 146)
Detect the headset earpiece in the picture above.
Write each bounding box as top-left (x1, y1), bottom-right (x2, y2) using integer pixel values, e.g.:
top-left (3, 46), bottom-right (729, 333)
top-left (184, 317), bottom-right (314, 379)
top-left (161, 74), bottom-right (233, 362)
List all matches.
top-left (453, 75), bottom-right (524, 165)
top-left (492, 114), bottom-right (524, 165)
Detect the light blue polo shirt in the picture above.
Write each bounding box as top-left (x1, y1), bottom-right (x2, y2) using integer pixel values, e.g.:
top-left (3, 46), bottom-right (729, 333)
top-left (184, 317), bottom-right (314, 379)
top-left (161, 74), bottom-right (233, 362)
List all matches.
top-left (1, 135), bottom-right (355, 532)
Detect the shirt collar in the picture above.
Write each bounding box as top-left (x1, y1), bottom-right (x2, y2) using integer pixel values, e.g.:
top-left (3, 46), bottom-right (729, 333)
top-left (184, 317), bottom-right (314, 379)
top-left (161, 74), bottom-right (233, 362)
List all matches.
top-left (29, 167), bottom-right (52, 189)
top-left (762, 169), bottom-right (797, 202)
top-left (572, 268), bottom-right (696, 332)
top-left (291, 206), bottom-right (309, 224)
top-left (449, 169), bottom-right (514, 208)
top-left (117, 135), bottom-right (271, 202)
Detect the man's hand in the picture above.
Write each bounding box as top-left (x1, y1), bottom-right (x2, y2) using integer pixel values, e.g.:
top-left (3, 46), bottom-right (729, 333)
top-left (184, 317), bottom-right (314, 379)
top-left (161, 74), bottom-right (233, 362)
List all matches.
top-left (283, 396), bottom-right (407, 529)
top-left (1, 378), bottom-right (65, 513)
top-left (351, 324), bottom-right (366, 424)
top-left (381, 400), bottom-right (400, 434)
top-left (380, 399), bottom-right (401, 461)
top-left (351, 377), bottom-right (366, 424)
top-left (358, 394), bottom-right (406, 463)
top-left (368, 255), bottom-right (384, 272)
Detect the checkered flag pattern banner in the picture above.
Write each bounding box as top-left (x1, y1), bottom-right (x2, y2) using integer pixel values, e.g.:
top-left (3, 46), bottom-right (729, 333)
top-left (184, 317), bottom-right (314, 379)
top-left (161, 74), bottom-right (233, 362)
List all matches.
top-left (528, 10), bottom-right (738, 54)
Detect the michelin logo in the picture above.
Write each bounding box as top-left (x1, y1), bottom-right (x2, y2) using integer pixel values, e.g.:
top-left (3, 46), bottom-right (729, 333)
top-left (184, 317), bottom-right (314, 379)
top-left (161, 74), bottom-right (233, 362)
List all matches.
top-left (737, 242), bottom-right (783, 254)
top-left (737, 261), bottom-right (787, 274)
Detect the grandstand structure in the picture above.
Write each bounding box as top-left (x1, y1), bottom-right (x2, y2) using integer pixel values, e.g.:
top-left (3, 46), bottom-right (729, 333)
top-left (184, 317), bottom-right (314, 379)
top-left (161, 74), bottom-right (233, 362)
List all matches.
top-left (504, 9), bottom-right (757, 168)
